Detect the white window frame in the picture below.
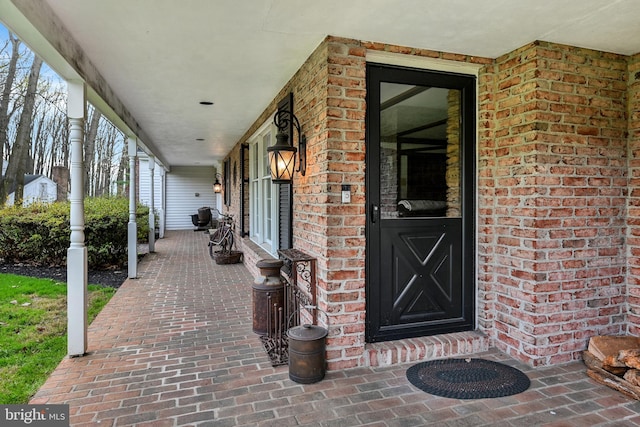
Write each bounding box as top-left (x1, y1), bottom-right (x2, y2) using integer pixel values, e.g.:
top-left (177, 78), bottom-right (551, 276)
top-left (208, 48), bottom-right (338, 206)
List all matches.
top-left (249, 120), bottom-right (279, 256)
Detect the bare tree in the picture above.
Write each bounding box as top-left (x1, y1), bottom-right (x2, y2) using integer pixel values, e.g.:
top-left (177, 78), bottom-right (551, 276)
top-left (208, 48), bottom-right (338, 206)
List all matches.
top-left (1, 54), bottom-right (43, 204)
top-left (1, 31), bottom-right (126, 202)
top-left (95, 124), bottom-right (110, 196)
top-left (51, 112), bottom-right (68, 172)
top-left (0, 33), bottom-right (20, 194)
top-left (84, 106), bottom-right (100, 195)
top-left (31, 79), bottom-right (66, 177)
top-left (31, 95), bottom-right (46, 174)
top-left (116, 145), bottom-right (128, 197)
top-left (109, 130), bottom-right (123, 194)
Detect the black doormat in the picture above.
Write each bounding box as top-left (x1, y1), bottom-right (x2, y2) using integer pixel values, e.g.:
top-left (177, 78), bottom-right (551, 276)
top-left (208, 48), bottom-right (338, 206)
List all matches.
top-left (406, 358), bottom-right (530, 399)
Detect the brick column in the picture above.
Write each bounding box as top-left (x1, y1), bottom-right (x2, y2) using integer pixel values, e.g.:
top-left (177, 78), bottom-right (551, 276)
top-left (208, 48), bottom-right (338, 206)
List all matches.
top-left (489, 42), bottom-right (628, 365)
top-left (313, 39), bottom-right (368, 369)
top-left (627, 53), bottom-right (640, 334)
top-left (477, 64), bottom-right (499, 335)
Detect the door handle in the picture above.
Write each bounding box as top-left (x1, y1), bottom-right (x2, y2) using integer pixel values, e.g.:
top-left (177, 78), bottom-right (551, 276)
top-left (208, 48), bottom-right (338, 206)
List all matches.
top-left (370, 204), bottom-right (379, 223)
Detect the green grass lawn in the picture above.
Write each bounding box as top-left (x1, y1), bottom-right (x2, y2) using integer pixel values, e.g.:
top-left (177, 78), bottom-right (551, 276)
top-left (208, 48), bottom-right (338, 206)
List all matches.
top-left (0, 273), bottom-right (116, 404)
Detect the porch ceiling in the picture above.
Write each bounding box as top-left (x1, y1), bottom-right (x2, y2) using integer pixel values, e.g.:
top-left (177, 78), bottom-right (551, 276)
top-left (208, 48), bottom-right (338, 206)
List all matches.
top-left (2, 0), bottom-right (640, 169)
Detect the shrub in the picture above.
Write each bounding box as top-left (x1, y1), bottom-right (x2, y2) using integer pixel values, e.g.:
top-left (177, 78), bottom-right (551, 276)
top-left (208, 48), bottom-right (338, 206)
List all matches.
top-left (0, 197), bottom-right (150, 269)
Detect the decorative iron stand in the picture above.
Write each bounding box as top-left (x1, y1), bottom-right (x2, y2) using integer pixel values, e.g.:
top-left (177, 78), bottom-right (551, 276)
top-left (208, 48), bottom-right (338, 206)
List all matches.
top-left (257, 249), bottom-right (317, 366)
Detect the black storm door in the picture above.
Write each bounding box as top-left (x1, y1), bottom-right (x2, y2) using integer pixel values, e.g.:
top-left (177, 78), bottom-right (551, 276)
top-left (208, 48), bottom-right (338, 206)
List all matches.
top-left (365, 64), bottom-right (476, 342)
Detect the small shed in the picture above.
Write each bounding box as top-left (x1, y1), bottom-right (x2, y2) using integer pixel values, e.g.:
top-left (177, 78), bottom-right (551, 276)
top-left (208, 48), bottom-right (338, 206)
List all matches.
top-left (6, 174), bottom-right (58, 206)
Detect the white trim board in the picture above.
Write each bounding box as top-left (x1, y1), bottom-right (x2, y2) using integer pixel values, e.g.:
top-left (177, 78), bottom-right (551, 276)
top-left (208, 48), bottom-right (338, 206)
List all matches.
top-left (366, 51), bottom-right (483, 76)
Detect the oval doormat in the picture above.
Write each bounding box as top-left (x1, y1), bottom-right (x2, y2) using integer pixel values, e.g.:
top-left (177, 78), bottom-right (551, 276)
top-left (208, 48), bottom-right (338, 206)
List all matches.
top-left (406, 358), bottom-right (530, 399)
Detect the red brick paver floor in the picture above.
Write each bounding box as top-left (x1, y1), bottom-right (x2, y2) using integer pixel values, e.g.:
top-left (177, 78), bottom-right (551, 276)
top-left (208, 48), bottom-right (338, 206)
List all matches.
top-left (30, 230), bottom-right (640, 426)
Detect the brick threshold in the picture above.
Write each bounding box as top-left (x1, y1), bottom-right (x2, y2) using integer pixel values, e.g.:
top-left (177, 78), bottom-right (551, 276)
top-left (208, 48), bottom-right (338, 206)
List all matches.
top-left (363, 330), bottom-right (490, 367)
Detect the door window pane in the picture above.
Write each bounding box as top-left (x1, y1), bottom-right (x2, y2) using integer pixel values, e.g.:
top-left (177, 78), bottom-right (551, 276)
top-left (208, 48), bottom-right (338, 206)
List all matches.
top-left (379, 83), bottom-right (461, 219)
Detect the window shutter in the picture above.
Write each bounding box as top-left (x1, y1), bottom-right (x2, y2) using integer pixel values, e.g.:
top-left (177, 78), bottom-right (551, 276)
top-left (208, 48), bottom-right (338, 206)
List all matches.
top-left (277, 93), bottom-right (294, 250)
top-left (224, 160), bottom-right (231, 206)
top-left (279, 183), bottom-right (292, 250)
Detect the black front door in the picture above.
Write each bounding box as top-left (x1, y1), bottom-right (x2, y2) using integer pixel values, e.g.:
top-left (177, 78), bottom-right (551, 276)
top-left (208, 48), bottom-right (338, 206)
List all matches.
top-left (365, 64), bottom-right (476, 342)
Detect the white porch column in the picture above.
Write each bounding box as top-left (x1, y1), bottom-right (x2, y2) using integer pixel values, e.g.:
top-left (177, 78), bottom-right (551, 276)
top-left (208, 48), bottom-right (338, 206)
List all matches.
top-left (148, 155), bottom-right (156, 253)
top-left (158, 168), bottom-right (166, 239)
top-left (67, 80), bottom-right (88, 357)
top-left (128, 137), bottom-right (138, 279)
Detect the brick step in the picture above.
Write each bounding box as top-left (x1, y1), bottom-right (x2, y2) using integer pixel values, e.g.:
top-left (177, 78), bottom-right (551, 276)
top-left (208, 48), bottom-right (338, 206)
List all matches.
top-left (363, 331), bottom-right (490, 367)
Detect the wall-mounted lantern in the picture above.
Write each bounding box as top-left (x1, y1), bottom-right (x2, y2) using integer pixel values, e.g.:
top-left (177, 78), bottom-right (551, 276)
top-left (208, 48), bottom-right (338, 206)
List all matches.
top-left (267, 109), bottom-right (306, 184)
top-left (213, 173), bottom-right (222, 193)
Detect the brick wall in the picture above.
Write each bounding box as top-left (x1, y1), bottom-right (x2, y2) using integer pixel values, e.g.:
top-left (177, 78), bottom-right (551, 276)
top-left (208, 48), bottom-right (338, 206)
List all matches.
top-left (628, 52), bottom-right (640, 334)
top-left (482, 41), bottom-right (628, 366)
top-left (317, 39), bottom-right (367, 368)
top-left (251, 37), bottom-right (369, 370)
top-left (477, 61), bottom-right (498, 336)
top-left (227, 37), bottom-right (491, 369)
top-left (223, 40), bottom-right (328, 279)
top-left (226, 35), bottom-right (635, 369)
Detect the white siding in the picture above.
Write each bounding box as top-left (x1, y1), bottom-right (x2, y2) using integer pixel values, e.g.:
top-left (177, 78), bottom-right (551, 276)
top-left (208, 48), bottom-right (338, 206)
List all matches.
top-left (166, 166), bottom-right (219, 230)
top-left (138, 157), bottom-right (163, 208)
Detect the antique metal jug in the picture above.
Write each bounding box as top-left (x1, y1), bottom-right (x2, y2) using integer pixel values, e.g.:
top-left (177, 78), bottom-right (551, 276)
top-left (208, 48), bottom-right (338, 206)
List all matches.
top-left (252, 259), bottom-right (284, 335)
top-left (287, 322), bottom-right (328, 384)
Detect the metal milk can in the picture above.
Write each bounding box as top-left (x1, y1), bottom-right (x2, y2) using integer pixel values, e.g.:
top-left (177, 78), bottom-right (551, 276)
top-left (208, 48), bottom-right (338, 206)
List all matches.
top-left (252, 259), bottom-right (284, 335)
top-left (287, 322), bottom-right (328, 384)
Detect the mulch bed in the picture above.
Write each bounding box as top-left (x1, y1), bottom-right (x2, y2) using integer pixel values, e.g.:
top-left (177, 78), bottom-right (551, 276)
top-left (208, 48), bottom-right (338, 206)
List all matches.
top-left (0, 262), bottom-right (128, 288)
